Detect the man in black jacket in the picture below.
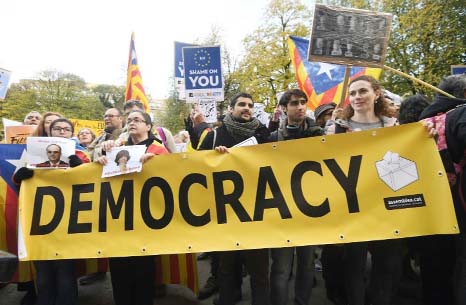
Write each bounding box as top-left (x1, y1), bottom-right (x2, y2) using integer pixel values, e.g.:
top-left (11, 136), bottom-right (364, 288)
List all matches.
top-left (269, 89), bottom-right (324, 305)
top-left (199, 92), bottom-right (270, 305)
top-left (417, 74), bottom-right (466, 305)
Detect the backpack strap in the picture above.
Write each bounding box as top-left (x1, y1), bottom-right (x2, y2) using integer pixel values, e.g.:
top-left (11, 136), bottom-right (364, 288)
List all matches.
top-left (212, 129), bottom-right (217, 149)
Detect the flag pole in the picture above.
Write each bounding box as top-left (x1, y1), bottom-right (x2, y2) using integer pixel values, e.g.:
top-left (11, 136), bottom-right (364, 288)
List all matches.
top-left (339, 66), bottom-right (351, 107)
top-left (383, 65), bottom-right (455, 99)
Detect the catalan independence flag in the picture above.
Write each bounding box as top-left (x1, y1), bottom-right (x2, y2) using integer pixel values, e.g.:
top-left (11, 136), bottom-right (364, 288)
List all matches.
top-left (0, 144), bottom-right (34, 282)
top-left (0, 144), bottom-right (198, 292)
top-left (288, 36), bottom-right (382, 110)
top-left (125, 32), bottom-right (150, 112)
top-left (0, 144), bottom-right (107, 283)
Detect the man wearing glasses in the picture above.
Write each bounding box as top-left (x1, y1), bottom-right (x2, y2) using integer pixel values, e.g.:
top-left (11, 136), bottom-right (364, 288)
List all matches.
top-left (36, 144), bottom-right (69, 168)
top-left (87, 108), bottom-right (124, 161)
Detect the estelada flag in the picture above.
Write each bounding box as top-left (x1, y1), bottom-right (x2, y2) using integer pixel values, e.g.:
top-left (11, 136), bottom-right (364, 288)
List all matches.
top-left (1, 144), bottom-right (198, 291)
top-left (288, 35), bottom-right (382, 110)
top-left (125, 32), bottom-right (150, 112)
top-left (0, 144), bottom-right (33, 282)
top-left (0, 144), bottom-right (107, 282)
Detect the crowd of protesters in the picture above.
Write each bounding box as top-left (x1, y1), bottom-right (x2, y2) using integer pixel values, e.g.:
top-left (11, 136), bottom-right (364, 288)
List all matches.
top-left (2, 73), bottom-right (466, 305)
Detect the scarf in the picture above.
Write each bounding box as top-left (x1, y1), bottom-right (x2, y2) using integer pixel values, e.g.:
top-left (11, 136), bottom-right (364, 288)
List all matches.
top-left (223, 113), bottom-right (261, 142)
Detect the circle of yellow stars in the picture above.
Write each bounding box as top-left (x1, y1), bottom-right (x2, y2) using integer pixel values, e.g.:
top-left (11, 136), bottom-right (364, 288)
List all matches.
top-left (194, 49), bottom-right (211, 68)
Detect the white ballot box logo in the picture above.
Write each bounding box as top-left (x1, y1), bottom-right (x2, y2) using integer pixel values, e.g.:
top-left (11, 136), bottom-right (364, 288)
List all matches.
top-left (375, 151), bottom-right (419, 191)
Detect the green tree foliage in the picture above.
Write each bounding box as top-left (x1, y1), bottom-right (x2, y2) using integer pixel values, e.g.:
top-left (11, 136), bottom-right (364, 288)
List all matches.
top-left (381, 0), bottom-right (466, 95)
top-left (196, 25), bottom-right (238, 115)
top-left (154, 84), bottom-right (190, 135)
top-left (0, 70), bottom-right (126, 132)
top-left (318, 0), bottom-right (465, 96)
top-left (92, 84), bottom-right (126, 109)
top-left (231, 0), bottom-right (311, 110)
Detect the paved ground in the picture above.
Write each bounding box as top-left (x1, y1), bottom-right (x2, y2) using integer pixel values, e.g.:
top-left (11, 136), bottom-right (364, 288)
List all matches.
top-left (0, 252), bottom-right (422, 305)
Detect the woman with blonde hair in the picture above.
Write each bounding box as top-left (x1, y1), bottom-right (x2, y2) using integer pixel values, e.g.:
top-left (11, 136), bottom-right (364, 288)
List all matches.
top-left (77, 127), bottom-right (96, 148)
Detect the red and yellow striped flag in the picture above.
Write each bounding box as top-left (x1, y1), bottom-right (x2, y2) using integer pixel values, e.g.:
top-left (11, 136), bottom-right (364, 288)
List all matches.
top-left (125, 32), bottom-right (150, 112)
top-left (288, 36), bottom-right (382, 110)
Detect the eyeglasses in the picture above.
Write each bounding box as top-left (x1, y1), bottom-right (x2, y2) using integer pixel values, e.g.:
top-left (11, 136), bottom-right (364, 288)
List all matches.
top-left (47, 150), bottom-right (60, 154)
top-left (52, 126), bottom-right (72, 133)
top-left (103, 114), bottom-right (121, 119)
top-left (126, 118), bottom-right (146, 124)
top-left (26, 116), bottom-right (41, 120)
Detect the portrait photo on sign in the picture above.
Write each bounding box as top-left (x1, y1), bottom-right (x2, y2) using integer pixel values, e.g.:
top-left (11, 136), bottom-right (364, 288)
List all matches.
top-left (26, 137), bottom-right (75, 169)
top-left (102, 145), bottom-right (146, 178)
top-left (308, 4), bottom-right (392, 67)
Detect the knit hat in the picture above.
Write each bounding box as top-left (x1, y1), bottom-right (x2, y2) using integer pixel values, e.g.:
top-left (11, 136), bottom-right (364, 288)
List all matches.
top-left (314, 102), bottom-right (337, 120)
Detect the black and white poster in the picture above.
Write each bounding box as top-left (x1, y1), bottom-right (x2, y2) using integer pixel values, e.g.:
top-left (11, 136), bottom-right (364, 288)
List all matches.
top-left (308, 5), bottom-right (392, 67)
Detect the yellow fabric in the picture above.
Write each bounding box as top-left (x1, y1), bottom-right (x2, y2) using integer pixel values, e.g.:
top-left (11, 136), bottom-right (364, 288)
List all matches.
top-left (18, 123), bottom-right (458, 261)
top-left (69, 118), bottom-right (104, 138)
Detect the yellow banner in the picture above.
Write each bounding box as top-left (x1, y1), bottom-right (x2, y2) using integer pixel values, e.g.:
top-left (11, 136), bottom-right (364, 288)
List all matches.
top-left (18, 123), bottom-right (458, 261)
top-left (69, 118), bottom-right (104, 137)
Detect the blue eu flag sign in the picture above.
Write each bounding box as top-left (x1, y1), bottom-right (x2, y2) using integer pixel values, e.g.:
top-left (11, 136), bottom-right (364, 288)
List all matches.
top-left (182, 46), bottom-right (224, 102)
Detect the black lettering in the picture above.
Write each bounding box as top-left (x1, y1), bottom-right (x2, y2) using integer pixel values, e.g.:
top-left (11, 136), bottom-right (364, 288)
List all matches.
top-left (324, 155), bottom-right (362, 213)
top-left (179, 173), bottom-right (210, 226)
top-left (291, 161), bottom-right (330, 217)
top-left (68, 184), bottom-right (94, 234)
top-left (253, 166), bottom-right (291, 221)
top-left (213, 170), bottom-right (251, 224)
top-left (30, 186), bottom-right (64, 235)
top-left (99, 181), bottom-right (134, 232)
top-left (141, 177), bottom-right (174, 229)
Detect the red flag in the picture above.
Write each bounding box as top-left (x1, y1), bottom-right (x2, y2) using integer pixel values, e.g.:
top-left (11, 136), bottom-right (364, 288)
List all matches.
top-left (125, 32), bottom-right (150, 112)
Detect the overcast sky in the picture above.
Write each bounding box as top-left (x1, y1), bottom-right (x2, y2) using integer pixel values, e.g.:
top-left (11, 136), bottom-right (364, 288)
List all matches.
top-left (1, 0), bottom-right (299, 99)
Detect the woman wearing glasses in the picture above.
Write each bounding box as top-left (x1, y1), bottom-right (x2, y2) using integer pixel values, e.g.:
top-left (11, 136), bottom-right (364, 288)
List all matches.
top-left (77, 127), bottom-right (96, 148)
top-left (96, 109), bottom-right (168, 305)
top-left (13, 118), bottom-right (90, 305)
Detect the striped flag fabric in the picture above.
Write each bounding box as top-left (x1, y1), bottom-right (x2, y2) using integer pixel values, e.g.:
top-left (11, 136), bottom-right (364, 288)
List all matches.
top-left (0, 144), bottom-right (107, 282)
top-left (125, 32), bottom-right (150, 112)
top-left (288, 35), bottom-right (382, 110)
top-left (0, 144), bottom-right (34, 282)
top-left (0, 144), bottom-right (198, 292)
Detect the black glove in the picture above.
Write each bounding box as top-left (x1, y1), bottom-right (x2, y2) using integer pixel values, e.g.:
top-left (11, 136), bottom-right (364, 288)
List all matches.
top-left (254, 126), bottom-right (271, 144)
top-left (68, 155), bottom-right (83, 168)
top-left (13, 167), bottom-right (34, 184)
top-left (301, 126), bottom-right (325, 138)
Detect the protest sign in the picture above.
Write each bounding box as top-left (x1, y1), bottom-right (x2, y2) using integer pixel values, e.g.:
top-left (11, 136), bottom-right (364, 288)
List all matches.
top-left (18, 123), bottom-right (457, 260)
top-left (102, 145), bottom-right (146, 178)
top-left (70, 118), bottom-right (104, 137)
top-left (0, 68), bottom-right (12, 99)
top-left (25, 137), bottom-right (75, 169)
top-left (174, 41), bottom-right (196, 100)
top-left (183, 46), bottom-right (223, 103)
top-left (5, 125), bottom-right (37, 144)
top-left (308, 5), bottom-right (392, 67)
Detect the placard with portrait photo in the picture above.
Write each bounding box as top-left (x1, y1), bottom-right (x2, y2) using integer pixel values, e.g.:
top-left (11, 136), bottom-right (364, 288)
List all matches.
top-left (102, 145), bottom-right (147, 178)
top-left (26, 137), bottom-right (75, 169)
